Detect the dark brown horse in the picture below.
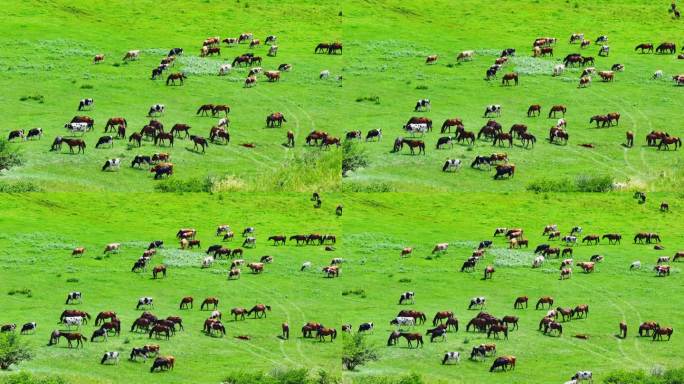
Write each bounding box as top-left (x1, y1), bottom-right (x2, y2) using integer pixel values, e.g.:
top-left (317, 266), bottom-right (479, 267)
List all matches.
top-left (658, 136), bottom-right (682, 150)
top-left (548, 105), bottom-right (567, 118)
top-left (400, 332), bottom-right (424, 348)
top-left (190, 135), bottom-right (209, 152)
top-left (635, 43), bottom-right (654, 53)
top-left (402, 139), bottom-right (425, 155)
top-left (60, 332), bottom-right (87, 348)
top-left (154, 132), bottom-right (174, 147)
top-left (514, 296), bottom-right (528, 309)
top-left (62, 138), bottom-right (86, 154)
top-left (166, 73), bottom-right (186, 85)
top-left (266, 112), bottom-right (286, 127)
top-left (201, 297), bottom-right (219, 310)
top-left (196, 104), bottom-right (214, 116)
top-left (179, 297), bottom-right (193, 309)
top-left (536, 296), bottom-right (554, 309)
top-left (247, 304), bottom-right (271, 318)
top-left (152, 265), bottom-right (167, 279)
top-left (170, 124), bottom-right (191, 138)
top-left (501, 72), bottom-right (519, 86)
top-left (212, 105), bottom-right (230, 116)
top-left (490, 356), bottom-right (516, 371)
top-left (441, 118), bottom-right (463, 133)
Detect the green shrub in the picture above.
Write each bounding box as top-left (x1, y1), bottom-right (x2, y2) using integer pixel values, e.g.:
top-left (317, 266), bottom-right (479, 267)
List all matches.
top-left (18, 95), bottom-right (44, 103)
top-left (342, 141), bottom-right (369, 177)
top-left (1, 372), bottom-right (69, 384)
top-left (526, 175), bottom-right (613, 193)
top-left (0, 333), bottom-right (33, 370)
top-left (0, 181), bottom-right (41, 192)
top-left (154, 176), bottom-right (213, 193)
top-left (0, 139), bottom-right (23, 171)
top-left (355, 96), bottom-right (380, 104)
top-left (7, 288), bottom-right (31, 297)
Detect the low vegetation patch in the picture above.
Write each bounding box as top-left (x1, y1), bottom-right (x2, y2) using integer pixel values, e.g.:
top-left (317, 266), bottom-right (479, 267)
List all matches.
top-left (0, 139), bottom-right (23, 171)
top-left (527, 175), bottom-right (614, 193)
top-left (7, 288), bottom-right (32, 297)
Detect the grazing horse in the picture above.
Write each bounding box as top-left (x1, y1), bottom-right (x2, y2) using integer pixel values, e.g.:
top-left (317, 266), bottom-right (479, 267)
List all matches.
top-left (425, 55), bottom-right (438, 64)
top-left (401, 139), bottom-right (425, 155)
top-left (494, 164), bottom-right (515, 179)
top-left (150, 356), bottom-right (175, 372)
top-left (400, 332), bottom-right (424, 348)
top-left (548, 105), bottom-right (566, 117)
top-left (266, 112), bottom-right (287, 127)
top-left (658, 136), bottom-right (682, 150)
top-left (514, 296), bottom-right (528, 309)
top-left (501, 72), bottom-right (518, 86)
top-left (483, 266), bottom-right (495, 279)
top-left (652, 326), bottom-right (674, 341)
top-left (166, 73), bottom-right (186, 85)
top-left (656, 42), bottom-right (677, 54)
top-left (441, 118), bottom-right (463, 133)
top-left (247, 304), bottom-right (271, 318)
top-left (527, 104), bottom-right (541, 117)
top-left (201, 297), bottom-right (219, 310)
top-left (189, 135), bottom-right (208, 153)
top-left (60, 332), bottom-right (87, 348)
top-left (490, 356), bottom-right (516, 372)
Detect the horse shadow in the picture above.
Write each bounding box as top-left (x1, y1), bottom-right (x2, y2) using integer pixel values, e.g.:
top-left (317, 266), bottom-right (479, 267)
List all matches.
top-left (185, 147), bottom-right (206, 154)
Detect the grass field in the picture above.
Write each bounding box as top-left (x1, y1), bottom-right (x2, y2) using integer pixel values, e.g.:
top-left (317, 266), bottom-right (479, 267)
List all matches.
top-left (342, 0), bottom-right (684, 192)
top-left (0, 1), bottom-right (343, 192)
top-left (340, 192), bottom-right (683, 383)
top-left (0, 193), bottom-right (342, 383)
top-left (0, 192), bottom-right (682, 383)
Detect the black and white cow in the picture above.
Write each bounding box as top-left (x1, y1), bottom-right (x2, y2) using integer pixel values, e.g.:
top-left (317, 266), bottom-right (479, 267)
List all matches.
top-left (66, 291), bottom-right (82, 304)
top-left (265, 35), bottom-right (277, 44)
top-left (102, 158), bottom-right (121, 171)
top-left (95, 136), bottom-right (114, 149)
top-left (78, 98), bottom-right (94, 111)
top-left (484, 105), bottom-right (502, 117)
top-left (8, 129), bottom-right (25, 141)
top-left (27, 128), bottom-right (43, 140)
top-left (404, 123), bottom-right (428, 136)
top-left (136, 297), bottom-right (154, 309)
top-left (131, 155), bottom-right (152, 168)
top-left (468, 297), bottom-right (486, 310)
top-left (390, 317), bottom-right (415, 328)
top-left (242, 236), bottom-right (256, 248)
top-left (148, 104), bottom-right (165, 117)
top-left (598, 45), bottom-right (610, 57)
top-left (563, 236), bottom-right (577, 245)
top-left (595, 35), bottom-right (608, 43)
top-left (101, 351), bottom-right (120, 365)
top-left (399, 291), bottom-right (415, 305)
top-left (479, 240), bottom-right (493, 249)
top-left (62, 316), bottom-right (83, 328)
top-left (414, 99), bottom-right (431, 112)
top-left (65, 122), bottom-right (89, 134)
top-left (442, 351), bottom-right (461, 364)
top-left (442, 159), bottom-right (461, 172)
top-left (130, 347), bottom-right (149, 361)
top-left (242, 227), bottom-right (255, 236)
top-left (366, 128), bottom-right (382, 142)
top-left (20, 322), bottom-right (37, 334)
top-left (501, 48), bottom-right (516, 57)
top-left (148, 240), bottom-right (164, 250)
top-left (570, 226), bottom-right (583, 235)
top-left (168, 48), bottom-right (183, 56)
top-left (571, 371), bottom-right (593, 382)
top-left (358, 322), bottom-right (374, 333)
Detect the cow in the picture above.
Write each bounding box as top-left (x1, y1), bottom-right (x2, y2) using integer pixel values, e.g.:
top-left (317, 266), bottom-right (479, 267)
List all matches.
top-left (78, 98), bottom-right (94, 111)
top-left (137, 297), bottom-right (154, 309)
top-left (102, 158), bottom-right (121, 171)
top-left (442, 159), bottom-right (461, 172)
top-left (442, 351), bottom-right (461, 365)
top-left (432, 243), bottom-right (449, 254)
top-left (484, 105), bottom-right (502, 117)
top-left (468, 297), bottom-right (486, 310)
top-left (101, 351), bottom-right (120, 365)
top-left (390, 317), bottom-right (415, 328)
top-left (66, 291), bottom-right (82, 304)
top-left (148, 104), bottom-right (165, 117)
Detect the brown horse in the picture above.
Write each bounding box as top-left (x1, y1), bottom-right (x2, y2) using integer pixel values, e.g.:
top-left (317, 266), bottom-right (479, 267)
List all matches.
top-left (493, 132), bottom-right (513, 147)
top-left (576, 262), bottom-right (595, 273)
top-left (212, 105), bottom-right (230, 116)
top-left (483, 265), bottom-right (495, 279)
top-left (170, 124), bottom-right (191, 138)
top-left (536, 296), bottom-right (554, 309)
top-left (626, 131), bottom-right (634, 147)
top-left (266, 112), bottom-right (286, 127)
top-left (196, 104), bottom-right (214, 116)
top-left (317, 327), bottom-right (337, 342)
top-left (635, 43), bottom-right (654, 53)
top-left (286, 130), bottom-right (295, 147)
top-left (487, 323), bottom-right (508, 339)
top-left (441, 118), bottom-right (463, 133)
top-left (152, 265), bottom-right (167, 279)
top-left (265, 71), bottom-right (280, 82)
top-left (60, 332), bottom-right (87, 348)
top-left (493, 164), bottom-right (515, 179)
top-left (490, 356), bottom-right (516, 372)
top-left (425, 55), bottom-right (438, 64)
top-left (166, 73), bottom-right (186, 85)
top-left (400, 332), bottom-right (424, 348)
top-left (548, 105), bottom-right (566, 118)
top-left (150, 356), bottom-right (175, 372)
top-left (105, 117), bottom-right (127, 132)
top-left (619, 321), bottom-right (628, 338)
top-left (501, 72), bottom-right (519, 86)
top-left (514, 296), bottom-right (528, 309)
top-left (179, 297), bottom-right (193, 309)
top-left (247, 304), bottom-right (271, 318)
top-left (652, 326), bottom-right (673, 341)
top-left (200, 297), bottom-right (219, 311)
top-left (281, 323), bottom-right (289, 339)
top-left (432, 311), bottom-right (454, 326)
top-left (639, 321), bottom-right (659, 336)
top-left (573, 304), bottom-right (589, 319)
top-left (656, 42), bottom-right (676, 54)
top-left (190, 135), bottom-right (209, 152)
top-left (658, 136), bottom-right (682, 150)
top-left (402, 139), bottom-right (426, 155)
top-left (62, 138), bottom-right (86, 154)
top-left (95, 311), bottom-right (117, 326)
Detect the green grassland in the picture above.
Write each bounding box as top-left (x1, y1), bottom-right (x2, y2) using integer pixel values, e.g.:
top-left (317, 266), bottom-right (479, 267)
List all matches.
top-left (0, 193), bottom-right (342, 383)
top-left (342, 0), bottom-right (684, 192)
top-left (340, 192), bottom-right (683, 383)
top-left (0, 0), bottom-right (343, 192)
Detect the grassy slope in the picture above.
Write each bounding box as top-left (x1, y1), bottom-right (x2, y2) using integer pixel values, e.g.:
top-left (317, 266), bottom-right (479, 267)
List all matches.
top-left (342, 0), bottom-right (684, 192)
top-left (0, 0), bottom-right (343, 192)
top-left (340, 192), bottom-right (683, 383)
top-left (0, 193), bottom-right (342, 383)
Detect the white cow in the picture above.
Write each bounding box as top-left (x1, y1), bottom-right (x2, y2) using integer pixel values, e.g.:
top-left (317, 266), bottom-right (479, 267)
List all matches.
top-left (484, 104), bottom-right (502, 117)
top-left (66, 291), bottom-right (82, 304)
top-left (218, 64), bottom-right (232, 76)
top-left (457, 50), bottom-right (474, 61)
top-left (148, 104), bottom-right (165, 117)
top-left (630, 261), bottom-right (641, 270)
top-left (553, 64), bottom-right (565, 76)
top-left (101, 158), bottom-right (121, 172)
top-left (442, 351), bottom-right (461, 364)
top-left (62, 316), bottom-right (83, 329)
top-left (571, 371), bottom-right (593, 383)
top-left (319, 70), bottom-right (330, 79)
top-left (242, 236), bottom-right (256, 248)
top-left (468, 297), bottom-right (486, 309)
top-left (123, 50), bottom-right (140, 61)
top-left (136, 297), bottom-right (153, 309)
top-left (300, 261), bottom-right (312, 271)
top-left (390, 317), bottom-right (415, 328)
top-left (202, 256), bottom-right (213, 268)
top-left (432, 243), bottom-right (449, 254)
top-left (599, 45), bottom-right (610, 56)
top-left (100, 351), bottom-right (120, 365)
top-left (103, 243), bottom-right (120, 254)
top-left (65, 122), bottom-right (89, 133)
top-left (268, 45), bottom-right (278, 56)
top-left (442, 159), bottom-right (462, 172)
top-left (404, 123), bottom-right (428, 136)
top-left (653, 70), bottom-right (663, 79)
top-left (532, 255), bottom-right (545, 268)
